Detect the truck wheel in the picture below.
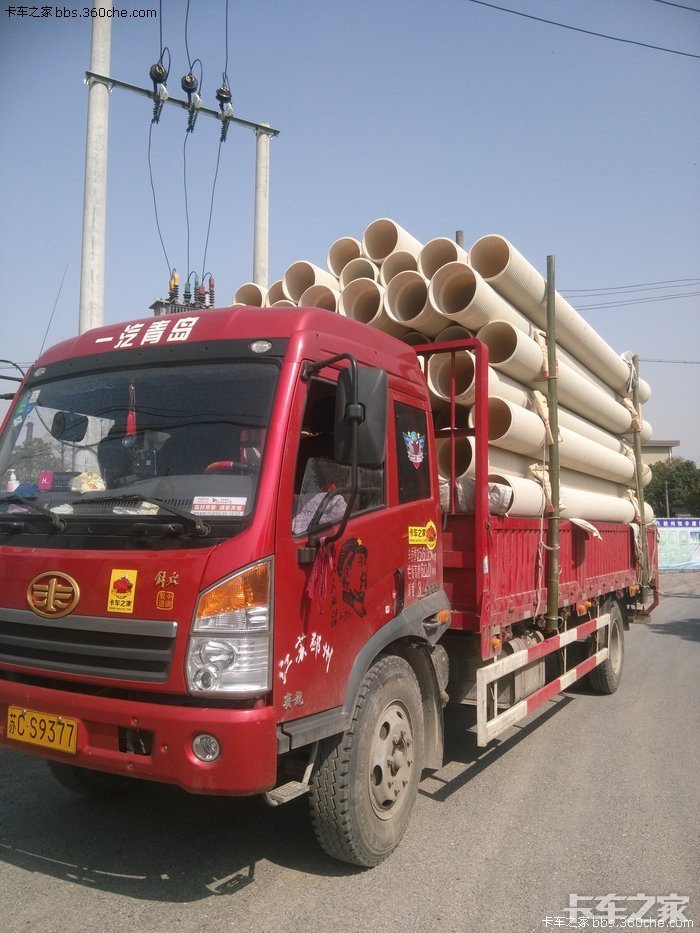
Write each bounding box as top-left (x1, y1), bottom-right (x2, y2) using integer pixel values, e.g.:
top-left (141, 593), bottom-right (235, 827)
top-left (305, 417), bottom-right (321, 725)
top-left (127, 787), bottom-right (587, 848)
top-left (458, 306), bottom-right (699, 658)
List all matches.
top-left (309, 655), bottom-right (424, 867)
top-left (589, 599), bottom-right (625, 694)
top-left (47, 760), bottom-right (137, 797)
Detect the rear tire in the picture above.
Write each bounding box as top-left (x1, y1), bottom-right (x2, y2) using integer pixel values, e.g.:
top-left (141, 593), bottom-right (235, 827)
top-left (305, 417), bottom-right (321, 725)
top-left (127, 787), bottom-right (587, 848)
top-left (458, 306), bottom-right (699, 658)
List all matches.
top-left (309, 655), bottom-right (424, 867)
top-left (589, 599), bottom-right (625, 694)
top-left (47, 760), bottom-right (137, 797)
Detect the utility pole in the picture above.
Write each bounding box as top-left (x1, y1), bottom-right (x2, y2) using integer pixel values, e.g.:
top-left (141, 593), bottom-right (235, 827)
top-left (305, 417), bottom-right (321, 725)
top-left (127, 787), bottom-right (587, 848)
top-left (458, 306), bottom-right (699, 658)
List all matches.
top-left (78, 3), bottom-right (279, 332)
top-left (78, 2), bottom-right (111, 334)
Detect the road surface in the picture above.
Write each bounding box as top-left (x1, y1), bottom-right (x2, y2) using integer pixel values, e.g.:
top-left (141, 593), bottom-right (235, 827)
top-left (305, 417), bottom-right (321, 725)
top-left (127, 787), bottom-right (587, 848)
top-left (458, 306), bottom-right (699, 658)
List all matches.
top-left (1, 573), bottom-right (698, 932)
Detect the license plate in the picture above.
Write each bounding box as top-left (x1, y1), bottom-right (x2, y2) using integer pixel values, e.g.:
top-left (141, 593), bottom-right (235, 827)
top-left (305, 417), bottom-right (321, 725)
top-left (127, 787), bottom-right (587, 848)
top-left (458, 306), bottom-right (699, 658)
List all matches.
top-left (7, 706), bottom-right (78, 755)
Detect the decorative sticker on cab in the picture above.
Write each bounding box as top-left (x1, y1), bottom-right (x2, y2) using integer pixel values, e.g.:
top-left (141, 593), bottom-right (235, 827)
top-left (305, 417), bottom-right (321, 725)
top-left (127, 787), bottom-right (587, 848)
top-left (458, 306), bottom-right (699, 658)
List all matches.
top-left (408, 520), bottom-right (438, 551)
top-left (403, 430), bottom-right (425, 468)
top-left (108, 569), bottom-right (138, 614)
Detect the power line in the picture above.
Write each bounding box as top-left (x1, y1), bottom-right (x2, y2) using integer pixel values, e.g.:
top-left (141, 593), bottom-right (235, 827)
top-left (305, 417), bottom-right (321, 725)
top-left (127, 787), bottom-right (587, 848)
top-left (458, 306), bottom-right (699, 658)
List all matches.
top-left (650, 0), bottom-right (700, 12)
top-left (463, 0), bottom-right (700, 58)
top-left (563, 277), bottom-right (700, 296)
top-left (575, 290), bottom-right (700, 310)
top-left (639, 358), bottom-right (700, 364)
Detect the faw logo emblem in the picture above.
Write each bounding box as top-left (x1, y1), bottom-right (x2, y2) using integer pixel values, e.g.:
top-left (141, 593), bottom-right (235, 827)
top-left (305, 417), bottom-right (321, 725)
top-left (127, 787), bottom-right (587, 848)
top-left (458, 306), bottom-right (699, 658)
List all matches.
top-left (27, 573), bottom-right (80, 618)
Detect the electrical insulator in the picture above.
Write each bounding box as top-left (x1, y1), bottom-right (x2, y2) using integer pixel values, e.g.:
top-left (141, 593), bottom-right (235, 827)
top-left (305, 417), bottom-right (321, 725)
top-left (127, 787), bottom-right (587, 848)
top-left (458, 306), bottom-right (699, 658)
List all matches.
top-left (184, 281), bottom-right (192, 305)
top-left (196, 283), bottom-right (206, 308)
top-left (181, 72), bottom-right (198, 95)
top-left (216, 81), bottom-right (234, 142)
top-left (169, 269), bottom-right (179, 303)
top-left (209, 275), bottom-right (215, 308)
top-left (150, 61), bottom-right (169, 124)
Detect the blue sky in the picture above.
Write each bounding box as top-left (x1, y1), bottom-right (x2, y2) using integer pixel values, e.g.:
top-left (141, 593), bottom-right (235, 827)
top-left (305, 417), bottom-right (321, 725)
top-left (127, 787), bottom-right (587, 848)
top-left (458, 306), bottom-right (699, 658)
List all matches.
top-left (1, 0), bottom-right (699, 460)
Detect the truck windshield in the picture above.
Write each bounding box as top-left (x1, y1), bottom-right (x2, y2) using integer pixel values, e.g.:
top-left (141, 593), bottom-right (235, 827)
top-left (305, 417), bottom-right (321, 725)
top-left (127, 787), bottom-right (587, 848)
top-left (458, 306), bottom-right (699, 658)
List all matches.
top-left (0, 360), bottom-right (278, 524)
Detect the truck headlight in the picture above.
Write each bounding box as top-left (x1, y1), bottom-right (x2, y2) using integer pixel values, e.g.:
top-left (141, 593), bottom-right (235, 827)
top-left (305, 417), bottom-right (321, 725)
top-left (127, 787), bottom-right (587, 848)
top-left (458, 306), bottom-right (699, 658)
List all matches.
top-left (186, 558), bottom-right (272, 696)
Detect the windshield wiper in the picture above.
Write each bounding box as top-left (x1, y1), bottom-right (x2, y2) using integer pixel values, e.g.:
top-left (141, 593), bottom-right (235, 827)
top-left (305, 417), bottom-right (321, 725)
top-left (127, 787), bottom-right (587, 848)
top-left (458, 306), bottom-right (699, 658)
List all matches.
top-left (0, 494), bottom-right (67, 533)
top-left (79, 494), bottom-right (211, 537)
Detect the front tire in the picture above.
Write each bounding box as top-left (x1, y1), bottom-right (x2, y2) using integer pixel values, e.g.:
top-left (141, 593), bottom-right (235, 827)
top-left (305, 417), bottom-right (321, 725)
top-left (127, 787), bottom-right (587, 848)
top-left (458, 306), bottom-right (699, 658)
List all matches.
top-left (310, 655), bottom-right (424, 867)
top-left (589, 599), bottom-right (625, 694)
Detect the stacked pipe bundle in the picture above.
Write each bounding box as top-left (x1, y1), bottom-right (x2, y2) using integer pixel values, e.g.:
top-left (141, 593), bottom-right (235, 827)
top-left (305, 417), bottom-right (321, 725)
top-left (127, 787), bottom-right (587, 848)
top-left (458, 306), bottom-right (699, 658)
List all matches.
top-left (230, 219), bottom-right (653, 525)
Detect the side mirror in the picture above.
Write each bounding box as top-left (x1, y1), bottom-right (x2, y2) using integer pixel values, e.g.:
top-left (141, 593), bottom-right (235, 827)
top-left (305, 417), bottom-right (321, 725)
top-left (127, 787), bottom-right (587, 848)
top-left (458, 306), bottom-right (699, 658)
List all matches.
top-left (334, 366), bottom-right (387, 466)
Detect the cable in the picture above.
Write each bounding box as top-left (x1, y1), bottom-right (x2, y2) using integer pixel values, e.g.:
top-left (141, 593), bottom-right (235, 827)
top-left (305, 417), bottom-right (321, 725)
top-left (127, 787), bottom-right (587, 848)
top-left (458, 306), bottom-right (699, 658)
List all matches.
top-left (575, 290), bottom-right (700, 310)
top-left (562, 277), bottom-right (700, 296)
top-left (148, 121), bottom-right (172, 279)
top-left (650, 0), bottom-right (700, 11)
top-left (463, 0), bottom-right (700, 58)
top-left (39, 264), bottom-right (69, 356)
top-left (639, 358), bottom-right (700, 364)
top-left (201, 141), bottom-right (224, 278)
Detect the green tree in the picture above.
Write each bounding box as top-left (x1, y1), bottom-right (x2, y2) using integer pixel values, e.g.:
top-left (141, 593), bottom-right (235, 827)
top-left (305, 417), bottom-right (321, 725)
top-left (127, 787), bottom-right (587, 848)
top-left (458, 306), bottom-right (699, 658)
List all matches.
top-left (8, 439), bottom-right (63, 486)
top-left (645, 458), bottom-right (700, 516)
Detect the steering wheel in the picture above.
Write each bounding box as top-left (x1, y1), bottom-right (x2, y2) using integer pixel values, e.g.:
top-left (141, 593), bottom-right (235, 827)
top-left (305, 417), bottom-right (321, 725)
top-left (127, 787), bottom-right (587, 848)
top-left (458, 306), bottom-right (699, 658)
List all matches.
top-left (204, 460), bottom-right (259, 475)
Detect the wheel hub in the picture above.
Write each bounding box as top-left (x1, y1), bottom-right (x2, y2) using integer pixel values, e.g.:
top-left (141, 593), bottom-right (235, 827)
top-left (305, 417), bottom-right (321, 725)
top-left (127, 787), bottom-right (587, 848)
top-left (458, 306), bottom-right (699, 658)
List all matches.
top-left (369, 702), bottom-right (415, 820)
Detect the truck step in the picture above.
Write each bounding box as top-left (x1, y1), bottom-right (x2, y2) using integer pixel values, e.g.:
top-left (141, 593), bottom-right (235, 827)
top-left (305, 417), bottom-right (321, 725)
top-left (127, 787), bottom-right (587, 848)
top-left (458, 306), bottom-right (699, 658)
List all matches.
top-left (264, 780), bottom-right (311, 806)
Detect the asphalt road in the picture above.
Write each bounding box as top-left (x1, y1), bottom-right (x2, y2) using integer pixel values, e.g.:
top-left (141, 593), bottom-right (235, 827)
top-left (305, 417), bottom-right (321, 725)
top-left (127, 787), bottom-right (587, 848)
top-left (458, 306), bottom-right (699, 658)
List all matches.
top-left (1, 574), bottom-right (698, 933)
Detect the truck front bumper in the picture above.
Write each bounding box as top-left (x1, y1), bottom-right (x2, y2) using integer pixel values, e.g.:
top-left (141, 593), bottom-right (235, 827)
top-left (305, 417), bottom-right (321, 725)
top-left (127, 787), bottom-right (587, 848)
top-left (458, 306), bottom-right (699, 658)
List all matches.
top-left (0, 678), bottom-right (278, 795)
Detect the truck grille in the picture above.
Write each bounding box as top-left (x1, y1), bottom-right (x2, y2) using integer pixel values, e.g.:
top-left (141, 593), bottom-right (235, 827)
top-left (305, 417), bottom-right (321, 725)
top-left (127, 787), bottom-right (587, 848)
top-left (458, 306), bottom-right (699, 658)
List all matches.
top-left (0, 608), bottom-right (177, 683)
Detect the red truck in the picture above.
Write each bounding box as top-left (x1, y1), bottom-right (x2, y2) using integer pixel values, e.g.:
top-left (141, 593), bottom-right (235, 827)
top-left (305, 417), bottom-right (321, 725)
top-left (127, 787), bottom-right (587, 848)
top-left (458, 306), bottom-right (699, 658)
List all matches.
top-left (0, 306), bottom-right (657, 867)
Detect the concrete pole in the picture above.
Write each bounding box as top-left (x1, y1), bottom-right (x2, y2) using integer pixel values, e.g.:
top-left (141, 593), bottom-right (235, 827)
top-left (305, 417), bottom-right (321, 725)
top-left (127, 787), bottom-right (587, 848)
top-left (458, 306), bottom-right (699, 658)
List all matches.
top-left (253, 125), bottom-right (272, 288)
top-left (78, 4), bottom-right (111, 334)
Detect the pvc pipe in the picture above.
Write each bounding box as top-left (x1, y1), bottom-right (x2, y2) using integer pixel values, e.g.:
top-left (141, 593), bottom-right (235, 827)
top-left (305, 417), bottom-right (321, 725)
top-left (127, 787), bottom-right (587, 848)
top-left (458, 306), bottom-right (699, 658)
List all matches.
top-left (488, 398), bottom-right (636, 485)
top-left (488, 473), bottom-right (546, 517)
top-left (429, 262), bottom-right (530, 333)
top-left (266, 279), bottom-right (286, 305)
top-left (234, 282), bottom-right (267, 307)
top-left (623, 420), bottom-right (653, 444)
top-left (428, 351), bottom-right (529, 407)
top-left (435, 324), bottom-right (473, 342)
top-left (477, 319), bottom-right (633, 434)
top-left (434, 406), bottom-right (471, 431)
top-left (283, 261), bottom-right (338, 302)
top-left (491, 472), bottom-right (653, 523)
top-left (253, 126), bottom-right (272, 288)
top-left (339, 257), bottom-right (380, 290)
top-left (299, 284), bottom-right (340, 312)
top-left (379, 250), bottom-right (418, 286)
top-left (271, 299), bottom-right (296, 308)
top-left (338, 277), bottom-right (406, 337)
top-left (362, 218), bottom-right (423, 263)
top-left (385, 270), bottom-right (445, 336)
top-left (418, 237), bottom-right (469, 280)
top-left (327, 236), bottom-right (362, 277)
top-left (469, 235), bottom-right (651, 402)
top-left (436, 437), bottom-right (531, 480)
top-left (400, 330), bottom-right (432, 345)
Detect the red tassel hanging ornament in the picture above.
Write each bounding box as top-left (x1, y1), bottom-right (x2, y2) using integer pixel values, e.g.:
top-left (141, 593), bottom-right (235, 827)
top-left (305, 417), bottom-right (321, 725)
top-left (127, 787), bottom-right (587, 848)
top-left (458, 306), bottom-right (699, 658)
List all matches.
top-left (123, 382), bottom-right (137, 448)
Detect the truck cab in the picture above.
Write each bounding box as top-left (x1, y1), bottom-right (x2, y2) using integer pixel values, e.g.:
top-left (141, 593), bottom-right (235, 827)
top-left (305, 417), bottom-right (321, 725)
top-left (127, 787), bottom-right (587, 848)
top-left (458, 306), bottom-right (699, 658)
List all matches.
top-left (0, 306), bottom-right (448, 865)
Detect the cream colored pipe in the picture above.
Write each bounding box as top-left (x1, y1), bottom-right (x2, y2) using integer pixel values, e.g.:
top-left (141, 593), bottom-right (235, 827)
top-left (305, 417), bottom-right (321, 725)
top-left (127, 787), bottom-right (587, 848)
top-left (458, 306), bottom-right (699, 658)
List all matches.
top-left (436, 436), bottom-right (531, 480)
top-left (299, 284), bottom-right (340, 313)
top-left (435, 324), bottom-right (473, 342)
top-left (623, 420), bottom-right (653, 444)
top-left (326, 236), bottom-right (362, 277)
top-left (385, 270), bottom-right (445, 336)
top-left (429, 262), bottom-right (530, 334)
top-left (283, 261), bottom-right (338, 301)
top-left (379, 250), bottom-right (418, 286)
top-left (427, 351), bottom-right (529, 407)
top-left (362, 217), bottom-right (423, 263)
top-left (469, 235), bottom-right (651, 403)
top-left (434, 406), bottom-right (471, 431)
top-left (418, 237), bottom-right (469, 279)
top-left (488, 473), bottom-right (546, 517)
top-left (234, 282), bottom-right (267, 306)
top-left (488, 398), bottom-right (636, 485)
top-left (339, 257), bottom-right (380, 290)
top-left (271, 299), bottom-right (296, 308)
top-left (266, 279), bottom-right (286, 305)
top-left (477, 320), bottom-right (633, 434)
top-left (491, 472), bottom-right (653, 523)
top-left (401, 330), bottom-right (432, 346)
top-left (338, 277), bottom-right (406, 337)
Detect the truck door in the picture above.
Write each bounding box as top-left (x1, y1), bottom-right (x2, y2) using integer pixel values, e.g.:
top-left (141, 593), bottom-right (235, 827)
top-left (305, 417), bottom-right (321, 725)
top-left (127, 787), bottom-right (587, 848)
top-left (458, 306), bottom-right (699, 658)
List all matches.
top-left (274, 374), bottom-right (400, 720)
